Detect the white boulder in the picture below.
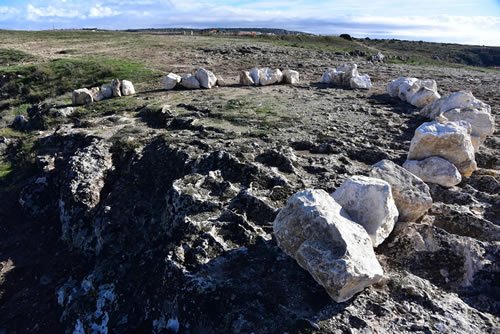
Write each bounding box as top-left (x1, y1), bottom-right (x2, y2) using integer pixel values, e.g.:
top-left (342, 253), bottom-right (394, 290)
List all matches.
top-left (89, 87), bottom-right (105, 102)
top-left (403, 157), bottom-right (462, 188)
top-left (273, 189), bottom-right (384, 302)
top-left (423, 91), bottom-right (495, 149)
top-left (162, 73), bottom-right (182, 90)
top-left (72, 88), bottom-right (93, 105)
top-left (282, 70), bottom-right (300, 84)
top-left (369, 160), bottom-right (432, 222)
top-left (407, 121), bottom-right (476, 177)
top-left (101, 85), bottom-right (113, 99)
top-left (351, 74), bottom-right (371, 89)
top-left (387, 77), bottom-right (440, 108)
top-left (239, 71), bottom-right (254, 86)
top-left (110, 79), bottom-right (121, 97)
top-left (121, 80), bottom-right (135, 96)
top-left (410, 87), bottom-right (441, 109)
top-left (320, 68), bottom-right (337, 84)
top-left (321, 64), bottom-right (370, 89)
top-left (259, 68), bottom-right (282, 86)
top-left (332, 175), bottom-right (399, 247)
top-left (249, 67), bottom-right (261, 86)
top-left (195, 67), bottom-right (217, 89)
top-left (180, 74), bottom-right (200, 89)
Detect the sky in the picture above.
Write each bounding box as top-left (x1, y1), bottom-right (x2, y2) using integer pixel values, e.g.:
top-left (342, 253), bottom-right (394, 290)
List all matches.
top-left (1, 0), bottom-right (499, 46)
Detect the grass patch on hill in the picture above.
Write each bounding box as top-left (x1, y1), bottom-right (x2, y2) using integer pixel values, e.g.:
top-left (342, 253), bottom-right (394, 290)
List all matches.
top-left (0, 57), bottom-right (157, 110)
top-left (0, 48), bottom-right (36, 66)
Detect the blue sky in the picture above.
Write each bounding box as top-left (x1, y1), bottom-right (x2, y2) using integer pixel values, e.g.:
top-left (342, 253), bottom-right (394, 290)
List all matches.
top-left (1, 0), bottom-right (499, 45)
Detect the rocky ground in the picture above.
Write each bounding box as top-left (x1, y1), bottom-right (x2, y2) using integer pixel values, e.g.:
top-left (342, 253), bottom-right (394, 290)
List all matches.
top-left (0, 32), bottom-right (499, 333)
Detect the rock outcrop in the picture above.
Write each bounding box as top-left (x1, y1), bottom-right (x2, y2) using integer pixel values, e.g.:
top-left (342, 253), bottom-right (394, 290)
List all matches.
top-left (407, 121), bottom-right (477, 177)
top-left (403, 157), bottom-right (462, 188)
top-left (162, 73), bottom-right (182, 90)
top-left (273, 189), bottom-right (384, 302)
top-left (332, 175), bottom-right (398, 247)
top-left (369, 160), bottom-right (432, 222)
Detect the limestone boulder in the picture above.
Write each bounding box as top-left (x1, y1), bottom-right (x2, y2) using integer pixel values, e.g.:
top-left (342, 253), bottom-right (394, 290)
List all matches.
top-left (89, 87), bottom-right (105, 102)
top-left (421, 90), bottom-right (490, 119)
top-left (249, 67), bottom-right (261, 86)
top-left (369, 160), bottom-right (432, 222)
top-left (195, 68), bottom-right (217, 89)
top-left (283, 70), bottom-right (299, 84)
top-left (407, 121), bottom-right (476, 177)
top-left (387, 77), bottom-right (408, 97)
top-left (273, 189), bottom-right (384, 302)
top-left (321, 64), bottom-right (370, 89)
top-left (410, 87), bottom-right (441, 109)
top-left (332, 175), bottom-right (399, 247)
top-left (351, 74), bottom-right (371, 89)
top-left (121, 80), bottom-right (135, 96)
top-left (239, 71), bottom-right (254, 86)
top-left (387, 77), bottom-right (440, 108)
top-left (101, 85), bottom-right (112, 99)
top-left (320, 68), bottom-right (336, 84)
top-left (162, 73), bottom-right (182, 90)
top-left (259, 68), bottom-right (282, 86)
top-left (72, 88), bottom-right (93, 105)
top-left (215, 75), bottom-right (226, 87)
top-left (110, 79), bottom-right (121, 97)
top-left (403, 157), bottom-right (462, 188)
top-left (180, 74), bottom-right (200, 89)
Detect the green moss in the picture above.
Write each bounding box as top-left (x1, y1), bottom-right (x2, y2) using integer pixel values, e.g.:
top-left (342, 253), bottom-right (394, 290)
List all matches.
top-left (0, 48), bottom-right (36, 65)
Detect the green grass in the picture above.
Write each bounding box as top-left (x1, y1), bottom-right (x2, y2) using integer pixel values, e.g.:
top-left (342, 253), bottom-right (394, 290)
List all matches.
top-left (0, 161), bottom-right (13, 178)
top-left (0, 57), bottom-right (157, 109)
top-left (0, 48), bottom-right (36, 65)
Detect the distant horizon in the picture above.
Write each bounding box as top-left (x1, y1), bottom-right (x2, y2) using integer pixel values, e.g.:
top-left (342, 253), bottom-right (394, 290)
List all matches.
top-left (1, 1), bottom-right (499, 46)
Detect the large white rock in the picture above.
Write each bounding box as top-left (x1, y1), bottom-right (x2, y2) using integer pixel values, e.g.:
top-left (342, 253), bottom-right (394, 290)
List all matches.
top-left (249, 67), bottom-right (261, 86)
top-left (180, 74), bottom-right (200, 89)
top-left (162, 73), bottom-right (182, 90)
top-left (72, 88), bottom-right (93, 105)
top-left (407, 121), bottom-right (476, 177)
top-left (332, 175), bottom-right (399, 247)
top-left (239, 71), bottom-right (254, 86)
top-left (421, 90), bottom-right (490, 119)
top-left (320, 68), bottom-right (337, 84)
top-left (403, 157), bottom-right (462, 188)
top-left (110, 79), bottom-right (121, 97)
top-left (387, 77), bottom-right (440, 108)
top-left (89, 87), bottom-right (105, 102)
top-left (101, 85), bottom-right (112, 99)
top-left (369, 160), bottom-right (432, 222)
top-left (121, 80), bottom-right (135, 96)
top-left (259, 68), bottom-right (282, 86)
top-left (195, 67), bottom-right (217, 89)
top-left (351, 74), bottom-right (371, 89)
top-left (282, 70), bottom-right (300, 84)
top-left (273, 189), bottom-right (384, 302)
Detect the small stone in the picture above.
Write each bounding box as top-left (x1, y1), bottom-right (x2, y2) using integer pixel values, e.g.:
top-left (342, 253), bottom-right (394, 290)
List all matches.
top-left (215, 74), bottom-right (226, 86)
top-left (403, 157), bottom-right (462, 188)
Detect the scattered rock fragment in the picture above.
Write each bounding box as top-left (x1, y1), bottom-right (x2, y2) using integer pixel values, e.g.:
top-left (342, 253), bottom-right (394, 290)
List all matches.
top-left (407, 121), bottom-right (477, 177)
top-left (121, 80), bottom-right (136, 96)
top-left (195, 67), bottom-right (217, 89)
top-left (332, 175), bottom-right (398, 247)
top-left (273, 189), bottom-right (383, 302)
top-left (403, 157), bottom-right (462, 188)
top-left (72, 88), bottom-right (93, 105)
top-left (110, 79), bottom-right (121, 97)
top-left (369, 160), bottom-right (432, 222)
top-left (162, 73), bottom-right (182, 90)
top-left (282, 70), bottom-right (299, 84)
top-left (181, 74), bottom-right (201, 89)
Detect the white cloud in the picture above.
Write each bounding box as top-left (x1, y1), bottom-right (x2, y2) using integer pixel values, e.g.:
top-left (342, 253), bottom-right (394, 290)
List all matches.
top-left (0, 6), bottom-right (21, 20)
top-left (89, 5), bottom-right (120, 18)
top-left (27, 4), bottom-right (85, 21)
